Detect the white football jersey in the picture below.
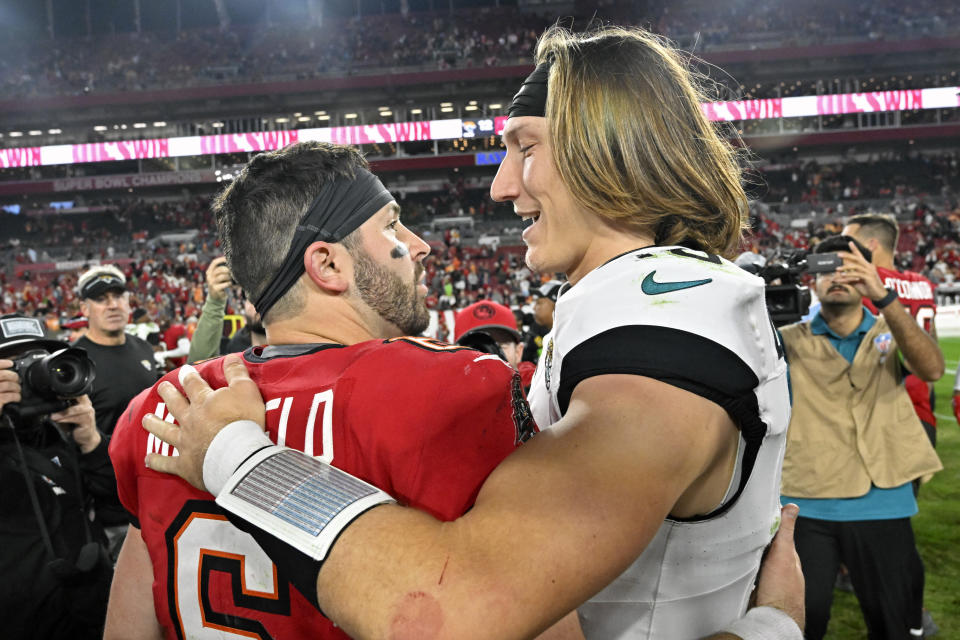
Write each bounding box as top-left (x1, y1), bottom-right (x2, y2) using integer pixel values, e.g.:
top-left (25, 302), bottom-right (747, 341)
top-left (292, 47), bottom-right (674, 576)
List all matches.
top-left (528, 246), bottom-right (790, 640)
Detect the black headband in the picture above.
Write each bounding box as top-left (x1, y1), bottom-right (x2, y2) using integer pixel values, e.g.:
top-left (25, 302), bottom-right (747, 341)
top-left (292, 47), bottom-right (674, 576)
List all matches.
top-left (507, 62), bottom-right (551, 118)
top-left (254, 169), bottom-right (394, 319)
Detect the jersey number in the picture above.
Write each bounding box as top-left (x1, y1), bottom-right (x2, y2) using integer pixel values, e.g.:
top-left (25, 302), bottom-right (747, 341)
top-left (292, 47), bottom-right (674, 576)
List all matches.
top-left (167, 502), bottom-right (290, 639)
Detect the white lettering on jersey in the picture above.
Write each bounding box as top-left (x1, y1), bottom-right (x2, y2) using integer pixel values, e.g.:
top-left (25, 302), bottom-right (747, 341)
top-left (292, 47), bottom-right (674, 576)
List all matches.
top-left (882, 276), bottom-right (933, 300)
top-left (266, 396), bottom-right (294, 446)
top-left (145, 401), bottom-right (180, 458)
top-left (262, 391), bottom-right (335, 463)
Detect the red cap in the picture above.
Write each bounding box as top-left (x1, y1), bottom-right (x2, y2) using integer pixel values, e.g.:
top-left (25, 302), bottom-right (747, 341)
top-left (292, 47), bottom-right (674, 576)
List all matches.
top-left (454, 301), bottom-right (522, 343)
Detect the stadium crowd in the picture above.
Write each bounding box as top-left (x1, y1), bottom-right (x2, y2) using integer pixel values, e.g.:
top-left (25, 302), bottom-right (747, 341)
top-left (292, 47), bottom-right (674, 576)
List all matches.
top-left (0, 0), bottom-right (956, 99)
top-left (4, 194), bottom-right (960, 349)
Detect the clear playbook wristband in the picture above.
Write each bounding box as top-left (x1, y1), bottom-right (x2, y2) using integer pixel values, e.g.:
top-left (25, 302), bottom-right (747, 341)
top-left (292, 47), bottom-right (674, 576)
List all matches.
top-left (208, 421), bottom-right (396, 561)
top-left (722, 606), bottom-right (803, 640)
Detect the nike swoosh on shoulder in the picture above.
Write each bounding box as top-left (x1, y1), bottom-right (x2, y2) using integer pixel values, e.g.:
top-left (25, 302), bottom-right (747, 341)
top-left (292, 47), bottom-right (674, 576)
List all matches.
top-left (641, 270), bottom-right (713, 295)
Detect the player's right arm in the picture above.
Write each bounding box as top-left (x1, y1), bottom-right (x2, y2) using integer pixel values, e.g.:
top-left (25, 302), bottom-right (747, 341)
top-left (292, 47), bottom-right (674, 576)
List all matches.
top-left (104, 525), bottom-right (164, 640)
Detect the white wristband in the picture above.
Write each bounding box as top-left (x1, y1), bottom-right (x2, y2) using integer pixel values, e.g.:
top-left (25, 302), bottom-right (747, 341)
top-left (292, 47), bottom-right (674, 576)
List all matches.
top-left (722, 607), bottom-right (803, 640)
top-left (203, 419), bottom-right (273, 495)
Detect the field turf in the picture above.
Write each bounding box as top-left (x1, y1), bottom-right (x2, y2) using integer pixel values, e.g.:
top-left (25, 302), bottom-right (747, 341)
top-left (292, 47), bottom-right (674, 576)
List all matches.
top-left (822, 337), bottom-right (960, 638)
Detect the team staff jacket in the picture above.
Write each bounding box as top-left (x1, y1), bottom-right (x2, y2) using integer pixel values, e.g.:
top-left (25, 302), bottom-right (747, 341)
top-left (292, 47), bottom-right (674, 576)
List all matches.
top-left (864, 266), bottom-right (937, 426)
top-left (109, 338), bottom-right (536, 640)
top-left (529, 245), bottom-right (791, 640)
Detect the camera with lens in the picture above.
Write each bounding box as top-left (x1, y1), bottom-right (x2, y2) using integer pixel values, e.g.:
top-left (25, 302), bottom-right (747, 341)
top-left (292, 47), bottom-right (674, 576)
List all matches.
top-left (7, 348), bottom-right (96, 420)
top-left (1, 316), bottom-right (97, 422)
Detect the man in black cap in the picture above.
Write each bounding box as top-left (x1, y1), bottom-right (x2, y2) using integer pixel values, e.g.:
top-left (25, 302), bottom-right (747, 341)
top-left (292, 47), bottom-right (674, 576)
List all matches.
top-left (522, 279), bottom-right (562, 362)
top-left (0, 314), bottom-right (117, 639)
top-left (74, 265), bottom-right (160, 560)
top-left (73, 265), bottom-right (159, 436)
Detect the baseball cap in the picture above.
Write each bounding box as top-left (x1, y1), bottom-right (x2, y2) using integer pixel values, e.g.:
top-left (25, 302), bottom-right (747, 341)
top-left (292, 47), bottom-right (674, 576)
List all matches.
top-left (77, 265), bottom-right (126, 300)
top-left (454, 301), bottom-right (522, 343)
top-left (537, 280), bottom-right (564, 303)
top-left (0, 314), bottom-right (69, 358)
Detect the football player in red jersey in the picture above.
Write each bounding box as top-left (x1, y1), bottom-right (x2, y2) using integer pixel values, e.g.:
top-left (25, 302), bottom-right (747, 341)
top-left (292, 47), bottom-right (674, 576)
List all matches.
top-left (842, 214), bottom-right (941, 446)
top-left (103, 142), bottom-right (548, 639)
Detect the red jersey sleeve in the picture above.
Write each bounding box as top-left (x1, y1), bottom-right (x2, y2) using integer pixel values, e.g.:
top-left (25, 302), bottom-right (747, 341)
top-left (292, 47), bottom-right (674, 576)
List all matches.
top-left (345, 340), bottom-right (538, 521)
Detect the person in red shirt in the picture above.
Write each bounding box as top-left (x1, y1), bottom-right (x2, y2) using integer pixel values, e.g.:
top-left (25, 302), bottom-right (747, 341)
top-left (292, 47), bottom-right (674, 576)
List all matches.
top-left (842, 214), bottom-right (940, 442)
top-left (103, 141), bottom-right (543, 640)
top-left (454, 299), bottom-right (537, 391)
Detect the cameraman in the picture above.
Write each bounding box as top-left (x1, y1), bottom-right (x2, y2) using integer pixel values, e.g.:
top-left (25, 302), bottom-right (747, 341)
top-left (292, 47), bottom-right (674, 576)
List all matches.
top-left (0, 316), bottom-right (116, 640)
top-left (779, 236), bottom-right (943, 639)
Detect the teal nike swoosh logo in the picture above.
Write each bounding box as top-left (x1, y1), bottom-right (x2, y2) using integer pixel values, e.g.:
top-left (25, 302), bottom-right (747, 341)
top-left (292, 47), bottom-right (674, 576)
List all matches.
top-left (641, 271), bottom-right (712, 295)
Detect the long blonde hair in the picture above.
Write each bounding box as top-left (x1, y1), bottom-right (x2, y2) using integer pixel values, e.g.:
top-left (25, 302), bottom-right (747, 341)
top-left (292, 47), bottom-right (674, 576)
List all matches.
top-left (537, 25), bottom-right (748, 258)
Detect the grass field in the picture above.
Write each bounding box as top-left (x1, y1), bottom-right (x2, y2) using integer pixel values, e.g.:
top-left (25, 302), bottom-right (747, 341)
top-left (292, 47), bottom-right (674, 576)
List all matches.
top-left (823, 337), bottom-right (960, 639)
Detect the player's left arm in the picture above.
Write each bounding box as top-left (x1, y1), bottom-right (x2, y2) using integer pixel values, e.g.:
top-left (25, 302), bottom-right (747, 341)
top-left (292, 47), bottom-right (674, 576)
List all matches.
top-left (144, 358), bottom-right (735, 639)
top-left (104, 525), bottom-right (164, 640)
top-left (840, 244), bottom-right (944, 382)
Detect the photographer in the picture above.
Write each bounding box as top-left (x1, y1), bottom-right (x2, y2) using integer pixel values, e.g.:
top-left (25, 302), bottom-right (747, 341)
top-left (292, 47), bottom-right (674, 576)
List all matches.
top-left (0, 315), bottom-right (116, 639)
top-left (187, 255), bottom-right (266, 363)
top-left (779, 236), bottom-right (943, 639)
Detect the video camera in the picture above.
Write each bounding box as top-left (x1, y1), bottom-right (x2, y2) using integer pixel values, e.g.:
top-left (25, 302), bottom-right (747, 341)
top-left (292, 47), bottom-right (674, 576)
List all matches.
top-left (755, 250), bottom-right (843, 327)
top-left (1, 316), bottom-right (96, 422)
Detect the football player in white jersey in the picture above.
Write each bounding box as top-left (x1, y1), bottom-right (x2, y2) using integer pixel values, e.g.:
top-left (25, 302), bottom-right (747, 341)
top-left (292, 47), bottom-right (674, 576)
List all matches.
top-left (142, 25), bottom-right (802, 640)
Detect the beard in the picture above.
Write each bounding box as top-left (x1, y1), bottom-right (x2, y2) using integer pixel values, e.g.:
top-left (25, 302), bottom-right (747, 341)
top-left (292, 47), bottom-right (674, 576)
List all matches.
top-left (352, 248), bottom-right (429, 336)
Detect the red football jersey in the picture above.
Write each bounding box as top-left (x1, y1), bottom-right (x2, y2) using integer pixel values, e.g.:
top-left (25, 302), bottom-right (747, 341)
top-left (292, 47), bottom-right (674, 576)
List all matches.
top-left (864, 266), bottom-right (937, 426)
top-left (110, 338), bottom-right (536, 640)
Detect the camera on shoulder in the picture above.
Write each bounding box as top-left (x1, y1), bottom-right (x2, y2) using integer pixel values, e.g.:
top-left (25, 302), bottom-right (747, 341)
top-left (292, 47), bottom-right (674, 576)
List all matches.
top-left (1, 315), bottom-right (96, 422)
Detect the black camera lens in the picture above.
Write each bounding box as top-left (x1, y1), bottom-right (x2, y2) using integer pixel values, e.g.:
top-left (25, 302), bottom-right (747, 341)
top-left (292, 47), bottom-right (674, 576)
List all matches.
top-left (23, 348), bottom-right (96, 399)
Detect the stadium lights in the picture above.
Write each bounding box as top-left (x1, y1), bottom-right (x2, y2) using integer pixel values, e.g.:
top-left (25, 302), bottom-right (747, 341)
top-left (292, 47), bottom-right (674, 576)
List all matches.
top-left (297, 116), bottom-right (311, 122)
top-left (133, 123), bottom-right (147, 128)
top-left (294, 112), bottom-right (302, 117)
top-left (380, 110), bottom-right (393, 117)
top-left (465, 105), bottom-right (478, 111)
top-left (440, 106), bottom-right (454, 113)
top-left (317, 115), bottom-right (330, 120)
top-left (410, 108), bottom-right (423, 115)
top-left (345, 113), bottom-right (358, 119)
top-left (120, 124), bottom-right (128, 130)
top-left (48, 128), bottom-right (61, 134)
top-left (489, 103), bottom-right (502, 110)
top-left (314, 110), bottom-right (326, 116)
top-left (153, 121), bottom-right (167, 127)
top-left (468, 100), bottom-right (477, 105)
top-left (28, 130), bottom-right (42, 136)
top-left (275, 117), bottom-right (289, 123)
top-left (440, 102), bottom-right (452, 107)
top-left (9, 131), bottom-right (22, 137)
top-left (94, 125), bottom-right (107, 131)
top-left (212, 122), bottom-right (224, 128)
